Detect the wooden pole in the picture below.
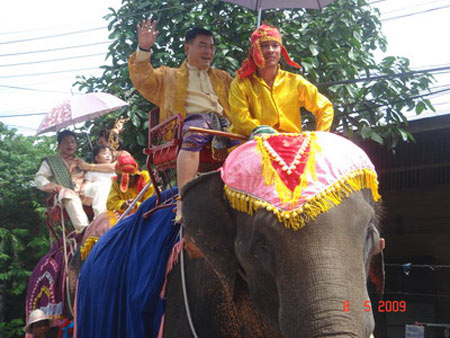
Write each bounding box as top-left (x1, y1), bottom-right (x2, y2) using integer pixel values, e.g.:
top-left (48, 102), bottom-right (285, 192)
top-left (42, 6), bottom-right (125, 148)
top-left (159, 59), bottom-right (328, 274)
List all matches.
top-left (187, 127), bottom-right (248, 141)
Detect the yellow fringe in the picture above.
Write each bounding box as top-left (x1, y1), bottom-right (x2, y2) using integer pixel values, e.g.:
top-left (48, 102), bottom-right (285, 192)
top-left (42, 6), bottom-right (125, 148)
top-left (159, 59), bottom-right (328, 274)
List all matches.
top-left (224, 169), bottom-right (381, 231)
top-left (80, 236), bottom-right (99, 261)
top-left (255, 132), bottom-right (321, 206)
top-left (106, 210), bottom-right (119, 227)
top-left (80, 211), bottom-right (117, 260)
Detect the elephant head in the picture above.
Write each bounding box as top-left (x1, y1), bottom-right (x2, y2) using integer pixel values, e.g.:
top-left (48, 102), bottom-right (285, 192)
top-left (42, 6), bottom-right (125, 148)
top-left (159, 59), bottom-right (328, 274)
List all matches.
top-left (181, 132), bottom-right (384, 338)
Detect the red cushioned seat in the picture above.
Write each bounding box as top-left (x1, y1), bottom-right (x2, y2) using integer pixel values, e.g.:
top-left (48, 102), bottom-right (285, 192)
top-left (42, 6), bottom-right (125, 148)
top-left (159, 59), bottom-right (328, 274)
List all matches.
top-left (144, 108), bottom-right (223, 173)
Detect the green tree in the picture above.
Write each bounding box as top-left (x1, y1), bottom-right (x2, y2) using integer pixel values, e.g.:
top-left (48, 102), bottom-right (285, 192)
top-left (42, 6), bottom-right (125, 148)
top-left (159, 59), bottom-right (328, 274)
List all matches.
top-left (75, 0), bottom-right (434, 154)
top-left (0, 123), bottom-right (55, 337)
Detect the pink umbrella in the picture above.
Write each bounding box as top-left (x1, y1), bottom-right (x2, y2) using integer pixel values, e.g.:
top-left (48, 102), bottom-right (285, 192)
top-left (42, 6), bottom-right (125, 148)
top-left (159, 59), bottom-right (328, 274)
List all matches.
top-left (36, 93), bottom-right (128, 135)
top-left (222, 0), bottom-right (337, 26)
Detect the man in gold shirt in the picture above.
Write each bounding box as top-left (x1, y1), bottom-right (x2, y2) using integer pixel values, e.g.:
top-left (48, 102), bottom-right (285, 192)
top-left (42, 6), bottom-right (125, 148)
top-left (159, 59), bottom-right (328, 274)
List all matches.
top-left (128, 19), bottom-right (235, 220)
top-left (228, 24), bottom-right (334, 137)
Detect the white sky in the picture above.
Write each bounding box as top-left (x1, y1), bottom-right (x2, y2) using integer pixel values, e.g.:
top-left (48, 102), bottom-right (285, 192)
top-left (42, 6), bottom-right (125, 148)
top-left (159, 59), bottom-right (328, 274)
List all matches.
top-left (0, 0), bottom-right (449, 135)
top-left (0, 0), bottom-right (122, 135)
top-left (373, 0), bottom-right (450, 120)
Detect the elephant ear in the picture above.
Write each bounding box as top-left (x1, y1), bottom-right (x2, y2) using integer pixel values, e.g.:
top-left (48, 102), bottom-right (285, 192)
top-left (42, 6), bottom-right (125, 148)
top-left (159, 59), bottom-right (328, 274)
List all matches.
top-left (368, 251), bottom-right (385, 298)
top-left (181, 171), bottom-right (238, 295)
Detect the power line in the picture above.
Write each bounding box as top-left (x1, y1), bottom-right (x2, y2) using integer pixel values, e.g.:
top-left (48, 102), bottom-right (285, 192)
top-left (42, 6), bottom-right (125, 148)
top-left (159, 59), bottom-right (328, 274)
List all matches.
top-left (0, 67), bottom-right (102, 79)
top-left (0, 41), bottom-right (110, 57)
top-left (381, 0), bottom-right (449, 15)
top-left (430, 101), bottom-right (450, 106)
top-left (411, 62), bottom-right (450, 71)
top-left (0, 29), bottom-right (32, 36)
top-left (120, 1), bottom-right (208, 19)
top-left (0, 106), bottom-right (37, 114)
top-left (0, 53), bottom-right (107, 68)
top-left (2, 62), bottom-right (445, 84)
top-left (0, 27), bottom-right (106, 45)
top-left (4, 124), bottom-right (37, 131)
top-left (0, 112), bottom-right (47, 118)
top-left (0, 21), bottom-right (111, 36)
top-left (0, 2), bottom-right (209, 47)
top-left (0, 1), bottom-right (206, 57)
top-left (382, 4), bottom-right (450, 21)
top-left (319, 65), bottom-right (450, 87)
top-left (334, 86), bottom-right (450, 118)
top-left (4, 86), bottom-right (448, 120)
top-left (0, 84), bottom-right (71, 94)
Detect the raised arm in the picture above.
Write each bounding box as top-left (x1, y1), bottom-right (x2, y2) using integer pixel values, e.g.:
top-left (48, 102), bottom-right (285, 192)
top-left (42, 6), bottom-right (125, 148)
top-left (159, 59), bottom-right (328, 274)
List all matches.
top-left (128, 18), bottom-right (167, 106)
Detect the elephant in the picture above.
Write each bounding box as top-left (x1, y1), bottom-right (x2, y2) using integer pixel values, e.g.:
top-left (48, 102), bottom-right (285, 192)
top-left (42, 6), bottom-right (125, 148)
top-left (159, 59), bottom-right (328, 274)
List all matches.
top-left (73, 132), bottom-right (384, 338)
top-left (162, 172), bottom-right (383, 338)
top-left (163, 132), bottom-right (384, 338)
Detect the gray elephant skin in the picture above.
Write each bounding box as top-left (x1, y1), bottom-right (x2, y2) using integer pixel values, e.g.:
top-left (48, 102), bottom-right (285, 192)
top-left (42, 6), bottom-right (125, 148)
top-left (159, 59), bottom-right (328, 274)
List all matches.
top-left (162, 171), bottom-right (383, 338)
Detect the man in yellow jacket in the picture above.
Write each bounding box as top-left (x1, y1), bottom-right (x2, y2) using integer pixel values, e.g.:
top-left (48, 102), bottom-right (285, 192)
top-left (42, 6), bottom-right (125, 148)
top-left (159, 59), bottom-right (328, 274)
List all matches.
top-left (128, 19), bottom-right (234, 221)
top-left (228, 24), bottom-right (334, 137)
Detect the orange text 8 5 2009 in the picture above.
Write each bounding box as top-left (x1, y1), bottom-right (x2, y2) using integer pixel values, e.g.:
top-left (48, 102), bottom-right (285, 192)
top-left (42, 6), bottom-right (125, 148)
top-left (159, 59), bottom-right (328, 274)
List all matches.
top-left (342, 300), bottom-right (407, 313)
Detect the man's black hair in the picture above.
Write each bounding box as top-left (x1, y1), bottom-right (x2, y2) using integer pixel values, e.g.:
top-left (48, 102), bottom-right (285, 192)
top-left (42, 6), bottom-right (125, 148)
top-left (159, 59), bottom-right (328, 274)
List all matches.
top-left (57, 130), bottom-right (77, 144)
top-left (185, 27), bottom-right (214, 44)
top-left (92, 145), bottom-right (111, 163)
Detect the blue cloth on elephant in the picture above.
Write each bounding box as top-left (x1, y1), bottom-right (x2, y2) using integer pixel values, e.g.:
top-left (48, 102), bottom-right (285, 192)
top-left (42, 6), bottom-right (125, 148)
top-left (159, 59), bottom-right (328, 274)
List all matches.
top-left (76, 188), bottom-right (180, 338)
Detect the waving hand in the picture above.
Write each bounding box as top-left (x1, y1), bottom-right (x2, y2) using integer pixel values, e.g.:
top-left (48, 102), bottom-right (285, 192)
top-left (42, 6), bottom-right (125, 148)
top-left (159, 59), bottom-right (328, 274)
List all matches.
top-left (137, 18), bottom-right (159, 51)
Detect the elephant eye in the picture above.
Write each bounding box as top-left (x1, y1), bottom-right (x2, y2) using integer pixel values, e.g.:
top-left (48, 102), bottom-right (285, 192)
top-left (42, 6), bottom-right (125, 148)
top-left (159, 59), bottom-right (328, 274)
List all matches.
top-left (252, 234), bottom-right (272, 260)
top-left (254, 235), bottom-right (268, 251)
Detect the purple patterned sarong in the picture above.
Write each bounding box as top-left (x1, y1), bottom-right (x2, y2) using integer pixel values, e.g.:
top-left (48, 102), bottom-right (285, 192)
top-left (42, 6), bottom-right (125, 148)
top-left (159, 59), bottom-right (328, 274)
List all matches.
top-left (181, 113), bottom-right (239, 160)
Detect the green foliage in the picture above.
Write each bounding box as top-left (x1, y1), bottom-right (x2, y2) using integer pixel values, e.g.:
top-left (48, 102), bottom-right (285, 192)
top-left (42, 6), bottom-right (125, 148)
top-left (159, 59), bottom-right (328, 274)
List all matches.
top-left (0, 319), bottom-right (24, 338)
top-left (0, 123), bottom-right (54, 337)
top-left (74, 0), bottom-right (434, 152)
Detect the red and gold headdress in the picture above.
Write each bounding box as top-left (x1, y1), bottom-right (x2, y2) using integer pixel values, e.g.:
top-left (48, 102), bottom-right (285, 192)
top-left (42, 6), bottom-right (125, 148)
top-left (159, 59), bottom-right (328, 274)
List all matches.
top-left (237, 24), bottom-right (301, 79)
top-left (114, 154), bottom-right (145, 193)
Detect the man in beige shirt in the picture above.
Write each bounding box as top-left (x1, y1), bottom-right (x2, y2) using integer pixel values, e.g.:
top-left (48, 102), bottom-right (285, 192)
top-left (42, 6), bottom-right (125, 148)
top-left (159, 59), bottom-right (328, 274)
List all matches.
top-left (128, 19), bottom-right (235, 221)
top-left (35, 130), bottom-right (89, 231)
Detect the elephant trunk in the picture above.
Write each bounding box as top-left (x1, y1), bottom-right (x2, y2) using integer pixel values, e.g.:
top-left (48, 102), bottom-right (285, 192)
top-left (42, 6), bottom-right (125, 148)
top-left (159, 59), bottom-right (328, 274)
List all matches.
top-left (277, 247), bottom-right (374, 338)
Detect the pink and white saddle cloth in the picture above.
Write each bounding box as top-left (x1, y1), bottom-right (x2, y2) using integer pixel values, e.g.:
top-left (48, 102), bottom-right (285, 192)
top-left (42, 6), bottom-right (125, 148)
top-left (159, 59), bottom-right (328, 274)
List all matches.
top-left (220, 132), bottom-right (381, 230)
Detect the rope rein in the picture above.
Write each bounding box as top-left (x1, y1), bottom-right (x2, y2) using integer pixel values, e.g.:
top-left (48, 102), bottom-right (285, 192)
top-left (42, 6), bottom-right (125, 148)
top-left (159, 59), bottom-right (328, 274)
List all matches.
top-left (57, 195), bottom-right (75, 318)
top-left (179, 226), bottom-right (199, 338)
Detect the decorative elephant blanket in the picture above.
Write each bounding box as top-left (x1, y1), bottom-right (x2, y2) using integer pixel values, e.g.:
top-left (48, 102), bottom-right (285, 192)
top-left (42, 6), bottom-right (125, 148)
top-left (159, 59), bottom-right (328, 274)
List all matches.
top-left (76, 189), bottom-right (180, 338)
top-left (26, 231), bottom-right (81, 321)
top-left (220, 132), bottom-right (381, 230)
